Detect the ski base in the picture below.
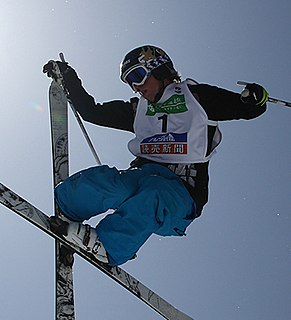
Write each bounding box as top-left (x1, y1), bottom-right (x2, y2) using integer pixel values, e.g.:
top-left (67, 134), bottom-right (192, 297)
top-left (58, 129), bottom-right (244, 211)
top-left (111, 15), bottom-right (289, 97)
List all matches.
top-left (0, 182), bottom-right (193, 320)
top-left (49, 79), bottom-right (75, 320)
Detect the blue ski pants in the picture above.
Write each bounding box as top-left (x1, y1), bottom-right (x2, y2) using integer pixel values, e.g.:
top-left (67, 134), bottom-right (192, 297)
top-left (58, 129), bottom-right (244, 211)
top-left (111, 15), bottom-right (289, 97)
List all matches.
top-left (55, 164), bottom-right (196, 266)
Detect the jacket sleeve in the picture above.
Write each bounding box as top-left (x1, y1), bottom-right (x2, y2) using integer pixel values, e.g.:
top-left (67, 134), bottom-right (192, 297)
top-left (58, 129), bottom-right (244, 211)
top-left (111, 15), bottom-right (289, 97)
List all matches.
top-left (62, 68), bottom-right (136, 133)
top-left (189, 83), bottom-right (267, 121)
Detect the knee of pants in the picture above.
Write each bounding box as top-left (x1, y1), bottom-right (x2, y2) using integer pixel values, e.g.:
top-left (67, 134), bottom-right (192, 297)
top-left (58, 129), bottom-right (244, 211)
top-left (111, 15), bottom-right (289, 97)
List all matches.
top-left (54, 165), bottom-right (137, 221)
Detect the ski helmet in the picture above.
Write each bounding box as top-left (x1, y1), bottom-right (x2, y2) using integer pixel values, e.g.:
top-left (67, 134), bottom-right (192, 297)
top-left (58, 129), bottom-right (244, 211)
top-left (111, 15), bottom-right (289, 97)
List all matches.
top-left (120, 45), bottom-right (177, 89)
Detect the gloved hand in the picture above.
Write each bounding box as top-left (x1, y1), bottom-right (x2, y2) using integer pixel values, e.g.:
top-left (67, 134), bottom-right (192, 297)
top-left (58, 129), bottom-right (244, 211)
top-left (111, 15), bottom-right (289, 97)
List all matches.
top-left (240, 83), bottom-right (268, 106)
top-left (43, 61), bottom-right (70, 80)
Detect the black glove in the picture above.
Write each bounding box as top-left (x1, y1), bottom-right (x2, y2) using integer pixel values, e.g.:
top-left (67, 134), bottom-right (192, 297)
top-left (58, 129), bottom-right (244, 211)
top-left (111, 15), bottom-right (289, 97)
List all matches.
top-left (240, 83), bottom-right (268, 106)
top-left (43, 61), bottom-right (70, 79)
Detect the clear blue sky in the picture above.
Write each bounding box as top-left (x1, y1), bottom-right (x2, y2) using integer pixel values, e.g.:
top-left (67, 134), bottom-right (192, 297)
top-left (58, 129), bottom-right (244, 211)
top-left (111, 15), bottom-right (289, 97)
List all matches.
top-left (0, 1), bottom-right (290, 319)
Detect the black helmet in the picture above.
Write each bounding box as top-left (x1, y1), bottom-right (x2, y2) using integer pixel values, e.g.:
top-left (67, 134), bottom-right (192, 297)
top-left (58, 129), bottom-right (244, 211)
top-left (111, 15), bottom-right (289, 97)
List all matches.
top-left (120, 45), bottom-right (177, 88)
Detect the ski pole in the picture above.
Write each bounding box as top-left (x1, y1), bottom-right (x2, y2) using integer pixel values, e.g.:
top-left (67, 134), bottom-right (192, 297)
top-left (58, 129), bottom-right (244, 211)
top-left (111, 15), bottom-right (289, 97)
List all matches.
top-left (237, 81), bottom-right (291, 108)
top-left (58, 53), bottom-right (102, 165)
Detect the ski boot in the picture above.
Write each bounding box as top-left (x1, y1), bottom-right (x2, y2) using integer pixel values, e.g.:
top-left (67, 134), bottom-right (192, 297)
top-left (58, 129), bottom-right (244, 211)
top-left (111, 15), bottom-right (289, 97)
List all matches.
top-left (50, 216), bottom-right (108, 264)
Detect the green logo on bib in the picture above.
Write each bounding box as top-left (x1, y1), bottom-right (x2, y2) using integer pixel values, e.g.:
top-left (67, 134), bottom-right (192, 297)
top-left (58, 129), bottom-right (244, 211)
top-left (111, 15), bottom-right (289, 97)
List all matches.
top-left (146, 94), bottom-right (188, 116)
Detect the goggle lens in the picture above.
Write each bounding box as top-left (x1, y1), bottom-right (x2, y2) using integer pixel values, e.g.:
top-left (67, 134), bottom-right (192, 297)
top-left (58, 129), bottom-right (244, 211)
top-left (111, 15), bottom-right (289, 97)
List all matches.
top-left (124, 66), bottom-right (149, 88)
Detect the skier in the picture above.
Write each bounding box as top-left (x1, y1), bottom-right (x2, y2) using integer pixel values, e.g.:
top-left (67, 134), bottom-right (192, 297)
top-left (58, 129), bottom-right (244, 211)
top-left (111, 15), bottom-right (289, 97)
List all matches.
top-left (43, 45), bottom-right (268, 266)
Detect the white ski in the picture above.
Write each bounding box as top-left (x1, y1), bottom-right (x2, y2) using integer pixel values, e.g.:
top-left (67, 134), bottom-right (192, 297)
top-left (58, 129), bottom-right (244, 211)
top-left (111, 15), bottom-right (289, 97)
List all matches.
top-left (0, 181), bottom-right (193, 320)
top-left (49, 79), bottom-right (75, 320)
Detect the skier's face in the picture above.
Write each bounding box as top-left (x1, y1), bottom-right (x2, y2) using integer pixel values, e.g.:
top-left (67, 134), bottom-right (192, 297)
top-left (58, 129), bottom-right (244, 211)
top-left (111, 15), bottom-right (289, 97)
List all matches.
top-left (134, 75), bottom-right (165, 103)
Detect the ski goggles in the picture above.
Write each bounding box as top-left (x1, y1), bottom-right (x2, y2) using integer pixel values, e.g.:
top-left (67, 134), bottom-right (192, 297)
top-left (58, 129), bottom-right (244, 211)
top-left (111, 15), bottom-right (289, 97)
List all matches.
top-left (122, 65), bottom-right (151, 89)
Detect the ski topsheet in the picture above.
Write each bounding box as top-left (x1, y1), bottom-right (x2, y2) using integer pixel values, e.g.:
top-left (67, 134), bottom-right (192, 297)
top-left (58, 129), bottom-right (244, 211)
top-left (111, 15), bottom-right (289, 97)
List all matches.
top-left (49, 79), bottom-right (75, 319)
top-left (0, 182), bottom-right (193, 320)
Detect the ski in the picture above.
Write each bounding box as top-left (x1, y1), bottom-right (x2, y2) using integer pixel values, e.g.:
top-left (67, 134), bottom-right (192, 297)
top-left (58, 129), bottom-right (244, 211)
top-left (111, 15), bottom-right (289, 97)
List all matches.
top-left (0, 182), bottom-right (193, 320)
top-left (49, 79), bottom-right (75, 320)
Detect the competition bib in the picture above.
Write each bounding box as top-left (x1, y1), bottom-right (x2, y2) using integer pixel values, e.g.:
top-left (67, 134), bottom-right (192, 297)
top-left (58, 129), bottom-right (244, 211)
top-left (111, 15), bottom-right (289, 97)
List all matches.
top-left (128, 79), bottom-right (221, 163)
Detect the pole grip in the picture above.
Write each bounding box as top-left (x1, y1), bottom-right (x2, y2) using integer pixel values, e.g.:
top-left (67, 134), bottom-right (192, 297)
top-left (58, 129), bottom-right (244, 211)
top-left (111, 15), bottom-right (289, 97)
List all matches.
top-left (237, 81), bottom-right (291, 108)
top-left (59, 52), bottom-right (66, 63)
